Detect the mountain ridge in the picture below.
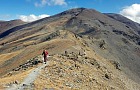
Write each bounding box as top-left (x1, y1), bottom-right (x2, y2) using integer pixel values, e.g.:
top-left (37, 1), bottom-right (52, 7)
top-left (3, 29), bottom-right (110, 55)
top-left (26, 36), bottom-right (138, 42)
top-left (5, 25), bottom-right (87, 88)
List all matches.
top-left (0, 8), bottom-right (140, 89)
top-left (105, 13), bottom-right (140, 34)
top-left (0, 19), bottom-right (25, 35)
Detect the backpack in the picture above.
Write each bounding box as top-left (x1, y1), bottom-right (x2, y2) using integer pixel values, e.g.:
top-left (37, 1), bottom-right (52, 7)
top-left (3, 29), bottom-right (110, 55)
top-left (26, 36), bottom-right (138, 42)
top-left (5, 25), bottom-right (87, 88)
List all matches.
top-left (45, 51), bottom-right (48, 55)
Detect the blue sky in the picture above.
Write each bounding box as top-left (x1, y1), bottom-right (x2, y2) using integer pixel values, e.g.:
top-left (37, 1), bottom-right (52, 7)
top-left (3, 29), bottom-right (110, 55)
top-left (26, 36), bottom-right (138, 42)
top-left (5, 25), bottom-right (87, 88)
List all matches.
top-left (0, 0), bottom-right (140, 23)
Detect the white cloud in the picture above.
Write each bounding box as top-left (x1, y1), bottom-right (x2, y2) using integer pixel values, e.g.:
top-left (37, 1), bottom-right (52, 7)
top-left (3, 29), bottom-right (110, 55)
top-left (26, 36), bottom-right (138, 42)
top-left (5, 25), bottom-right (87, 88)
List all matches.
top-left (35, 0), bottom-right (67, 7)
top-left (35, 0), bottom-right (47, 7)
top-left (19, 14), bottom-right (50, 22)
top-left (52, 0), bottom-right (67, 5)
top-left (120, 4), bottom-right (140, 24)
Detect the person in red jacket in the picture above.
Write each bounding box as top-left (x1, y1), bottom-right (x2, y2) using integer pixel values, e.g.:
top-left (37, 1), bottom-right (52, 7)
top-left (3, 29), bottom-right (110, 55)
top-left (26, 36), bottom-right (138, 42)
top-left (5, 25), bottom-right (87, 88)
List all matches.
top-left (42, 50), bottom-right (48, 64)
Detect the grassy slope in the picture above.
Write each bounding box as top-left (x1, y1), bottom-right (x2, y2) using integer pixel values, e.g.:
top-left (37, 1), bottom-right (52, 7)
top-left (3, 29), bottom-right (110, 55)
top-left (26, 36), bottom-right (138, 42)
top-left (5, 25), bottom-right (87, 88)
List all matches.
top-left (34, 39), bottom-right (140, 90)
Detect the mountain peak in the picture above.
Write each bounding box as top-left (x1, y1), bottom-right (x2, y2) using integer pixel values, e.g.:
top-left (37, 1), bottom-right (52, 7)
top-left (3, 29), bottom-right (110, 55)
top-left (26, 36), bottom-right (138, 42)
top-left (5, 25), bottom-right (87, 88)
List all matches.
top-left (57, 8), bottom-right (99, 17)
top-left (58, 7), bottom-right (86, 16)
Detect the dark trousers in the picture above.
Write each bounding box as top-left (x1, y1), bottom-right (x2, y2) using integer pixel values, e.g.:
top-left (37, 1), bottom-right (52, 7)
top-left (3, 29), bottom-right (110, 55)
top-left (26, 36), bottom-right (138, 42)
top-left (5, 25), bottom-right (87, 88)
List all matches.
top-left (44, 56), bottom-right (47, 62)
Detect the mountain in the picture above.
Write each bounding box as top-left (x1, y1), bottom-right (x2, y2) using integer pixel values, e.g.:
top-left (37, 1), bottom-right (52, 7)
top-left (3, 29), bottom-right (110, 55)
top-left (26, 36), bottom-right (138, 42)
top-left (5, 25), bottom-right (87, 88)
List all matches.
top-left (105, 13), bottom-right (140, 35)
top-left (0, 8), bottom-right (140, 89)
top-left (0, 19), bottom-right (25, 34)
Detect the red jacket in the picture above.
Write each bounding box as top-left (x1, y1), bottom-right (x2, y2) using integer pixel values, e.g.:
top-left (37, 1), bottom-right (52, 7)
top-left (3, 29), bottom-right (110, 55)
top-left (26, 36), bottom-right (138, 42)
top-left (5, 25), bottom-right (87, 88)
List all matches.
top-left (42, 50), bottom-right (48, 57)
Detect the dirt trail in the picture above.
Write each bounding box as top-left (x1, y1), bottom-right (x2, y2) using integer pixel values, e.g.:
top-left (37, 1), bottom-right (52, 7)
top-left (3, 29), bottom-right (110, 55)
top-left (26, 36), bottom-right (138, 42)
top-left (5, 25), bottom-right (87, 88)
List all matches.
top-left (6, 62), bottom-right (48, 90)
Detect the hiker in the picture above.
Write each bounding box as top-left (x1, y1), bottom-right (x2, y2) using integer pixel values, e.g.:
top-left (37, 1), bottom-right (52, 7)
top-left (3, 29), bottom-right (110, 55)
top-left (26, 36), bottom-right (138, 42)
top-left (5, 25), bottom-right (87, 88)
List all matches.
top-left (42, 50), bottom-right (48, 64)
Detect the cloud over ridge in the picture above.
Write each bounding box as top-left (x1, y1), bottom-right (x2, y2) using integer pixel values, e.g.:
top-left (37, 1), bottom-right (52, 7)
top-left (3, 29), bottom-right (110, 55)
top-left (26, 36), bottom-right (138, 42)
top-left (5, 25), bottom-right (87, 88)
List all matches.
top-left (19, 14), bottom-right (50, 22)
top-left (120, 4), bottom-right (140, 24)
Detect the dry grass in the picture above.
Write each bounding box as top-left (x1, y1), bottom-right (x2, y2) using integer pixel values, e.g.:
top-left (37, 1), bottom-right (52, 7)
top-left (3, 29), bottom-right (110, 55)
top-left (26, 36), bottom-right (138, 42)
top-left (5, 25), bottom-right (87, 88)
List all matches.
top-left (46, 18), bottom-right (68, 28)
top-left (33, 54), bottom-right (127, 90)
top-left (0, 36), bottom-right (77, 78)
top-left (34, 59), bottom-right (77, 90)
top-left (8, 32), bottom-right (45, 44)
top-left (33, 43), bottom-right (140, 90)
top-left (0, 30), bottom-right (140, 90)
top-left (0, 50), bottom-right (24, 65)
top-left (0, 68), bottom-right (34, 89)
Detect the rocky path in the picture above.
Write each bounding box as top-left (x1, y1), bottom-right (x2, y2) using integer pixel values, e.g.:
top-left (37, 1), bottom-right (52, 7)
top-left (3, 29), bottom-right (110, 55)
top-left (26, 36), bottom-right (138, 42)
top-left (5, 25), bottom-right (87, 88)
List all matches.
top-left (6, 62), bottom-right (48, 90)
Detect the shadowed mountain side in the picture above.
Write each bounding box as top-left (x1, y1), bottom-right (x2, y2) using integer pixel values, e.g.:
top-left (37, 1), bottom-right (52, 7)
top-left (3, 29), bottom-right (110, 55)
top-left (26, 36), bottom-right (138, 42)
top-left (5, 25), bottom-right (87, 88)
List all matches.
top-left (0, 8), bottom-right (139, 45)
top-left (0, 24), bottom-right (29, 38)
top-left (0, 14), bottom-right (70, 44)
top-left (0, 8), bottom-right (79, 39)
top-left (0, 20), bottom-right (25, 35)
top-left (105, 13), bottom-right (140, 35)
